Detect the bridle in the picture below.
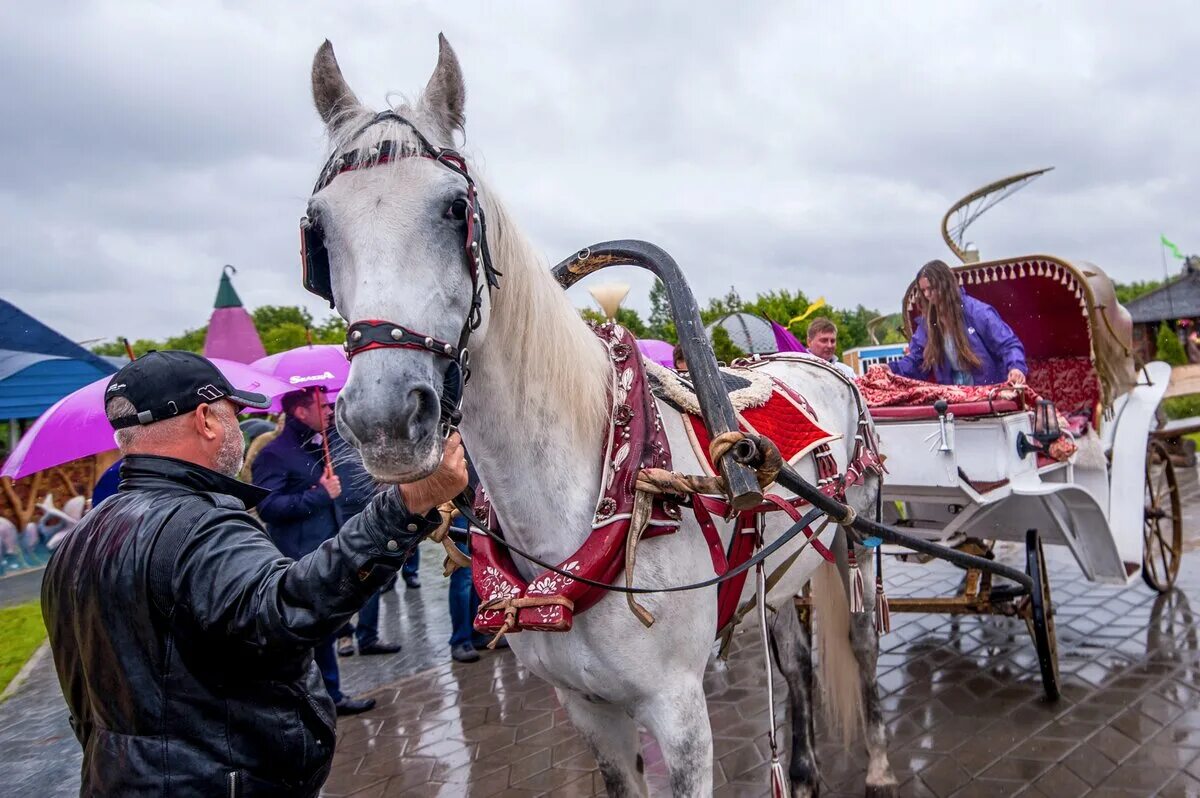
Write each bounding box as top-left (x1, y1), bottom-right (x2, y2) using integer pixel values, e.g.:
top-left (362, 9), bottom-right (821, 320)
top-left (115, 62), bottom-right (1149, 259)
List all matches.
top-left (300, 110), bottom-right (501, 434)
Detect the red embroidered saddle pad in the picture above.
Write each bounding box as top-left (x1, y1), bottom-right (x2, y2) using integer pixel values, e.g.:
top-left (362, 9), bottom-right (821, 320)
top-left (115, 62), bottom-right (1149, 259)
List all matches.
top-left (472, 323), bottom-right (679, 637)
top-left (685, 379), bottom-right (837, 474)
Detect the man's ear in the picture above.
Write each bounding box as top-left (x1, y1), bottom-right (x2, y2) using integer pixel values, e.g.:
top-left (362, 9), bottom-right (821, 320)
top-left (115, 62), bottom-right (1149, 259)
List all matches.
top-left (195, 404), bottom-right (220, 441)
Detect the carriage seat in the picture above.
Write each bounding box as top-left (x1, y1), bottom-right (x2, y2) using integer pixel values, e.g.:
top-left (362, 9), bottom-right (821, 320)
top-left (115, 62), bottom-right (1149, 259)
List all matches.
top-left (870, 398), bottom-right (1020, 421)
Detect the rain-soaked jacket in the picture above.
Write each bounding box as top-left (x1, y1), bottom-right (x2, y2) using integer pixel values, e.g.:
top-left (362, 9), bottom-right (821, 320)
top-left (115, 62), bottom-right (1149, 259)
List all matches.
top-left (42, 454), bottom-right (437, 797)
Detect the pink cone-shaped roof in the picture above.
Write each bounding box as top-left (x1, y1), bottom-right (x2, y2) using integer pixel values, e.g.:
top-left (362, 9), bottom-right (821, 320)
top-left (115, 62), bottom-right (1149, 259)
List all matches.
top-left (202, 267), bottom-right (267, 363)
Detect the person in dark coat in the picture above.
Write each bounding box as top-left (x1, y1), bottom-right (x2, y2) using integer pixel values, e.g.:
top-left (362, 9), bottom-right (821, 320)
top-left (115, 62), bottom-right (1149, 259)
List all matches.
top-left (252, 388), bottom-right (376, 713)
top-left (41, 351), bottom-right (467, 797)
top-left (326, 424), bottom-right (402, 657)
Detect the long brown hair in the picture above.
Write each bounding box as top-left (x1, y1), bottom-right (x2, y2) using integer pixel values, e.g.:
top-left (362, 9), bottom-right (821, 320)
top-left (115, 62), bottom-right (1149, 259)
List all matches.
top-left (916, 260), bottom-right (981, 374)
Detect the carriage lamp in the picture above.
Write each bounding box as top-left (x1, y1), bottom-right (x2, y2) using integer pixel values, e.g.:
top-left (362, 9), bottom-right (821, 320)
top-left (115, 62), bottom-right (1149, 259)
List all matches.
top-left (1016, 399), bottom-right (1062, 459)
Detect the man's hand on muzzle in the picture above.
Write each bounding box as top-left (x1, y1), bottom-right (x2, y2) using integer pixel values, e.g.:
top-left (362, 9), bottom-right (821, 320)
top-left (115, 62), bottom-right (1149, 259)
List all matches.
top-left (398, 432), bottom-right (469, 515)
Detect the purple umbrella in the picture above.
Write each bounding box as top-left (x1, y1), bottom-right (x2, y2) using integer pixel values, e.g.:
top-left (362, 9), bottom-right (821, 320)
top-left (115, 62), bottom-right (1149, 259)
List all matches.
top-left (1, 358), bottom-right (293, 480)
top-left (251, 344), bottom-right (349, 412)
top-left (637, 339), bottom-right (676, 368)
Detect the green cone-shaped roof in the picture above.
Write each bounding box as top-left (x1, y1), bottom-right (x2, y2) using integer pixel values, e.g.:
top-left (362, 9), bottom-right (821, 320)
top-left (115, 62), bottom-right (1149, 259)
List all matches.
top-left (214, 266), bottom-right (243, 308)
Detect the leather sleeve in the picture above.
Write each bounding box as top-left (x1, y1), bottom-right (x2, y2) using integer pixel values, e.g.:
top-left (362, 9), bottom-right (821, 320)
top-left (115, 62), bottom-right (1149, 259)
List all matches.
top-left (173, 487), bottom-right (439, 647)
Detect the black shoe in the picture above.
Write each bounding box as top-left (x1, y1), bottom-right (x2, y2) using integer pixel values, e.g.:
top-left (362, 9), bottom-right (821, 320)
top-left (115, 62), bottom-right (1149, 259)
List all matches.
top-left (357, 641), bottom-right (402, 656)
top-left (403, 574), bottom-right (421, 589)
top-left (451, 643), bottom-right (480, 663)
top-left (337, 637), bottom-right (355, 657)
top-left (334, 696), bottom-right (376, 716)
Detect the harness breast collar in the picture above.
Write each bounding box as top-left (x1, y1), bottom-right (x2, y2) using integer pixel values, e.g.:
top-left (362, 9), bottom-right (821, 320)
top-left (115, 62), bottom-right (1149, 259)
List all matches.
top-left (299, 110), bottom-right (502, 433)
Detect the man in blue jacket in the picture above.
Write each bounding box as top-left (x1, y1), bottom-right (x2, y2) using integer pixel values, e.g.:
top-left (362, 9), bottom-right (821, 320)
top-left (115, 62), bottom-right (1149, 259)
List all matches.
top-left (252, 388), bottom-right (379, 714)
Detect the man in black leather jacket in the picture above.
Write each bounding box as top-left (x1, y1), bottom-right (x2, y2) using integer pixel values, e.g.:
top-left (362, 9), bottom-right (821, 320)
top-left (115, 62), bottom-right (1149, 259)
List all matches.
top-left (41, 351), bottom-right (468, 796)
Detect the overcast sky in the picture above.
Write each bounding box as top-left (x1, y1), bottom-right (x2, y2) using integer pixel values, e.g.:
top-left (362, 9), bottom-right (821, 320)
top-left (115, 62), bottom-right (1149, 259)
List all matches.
top-left (2, 1), bottom-right (1196, 344)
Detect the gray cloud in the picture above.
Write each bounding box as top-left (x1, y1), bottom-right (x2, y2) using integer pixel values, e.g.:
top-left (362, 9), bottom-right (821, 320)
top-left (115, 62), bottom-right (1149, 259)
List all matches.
top-left (1, 0), bottom-right (1196, 343)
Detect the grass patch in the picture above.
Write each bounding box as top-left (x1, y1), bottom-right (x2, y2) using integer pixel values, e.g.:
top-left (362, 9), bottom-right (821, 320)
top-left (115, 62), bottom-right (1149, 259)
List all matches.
top-left (0, 599), bottom-right (46, 695)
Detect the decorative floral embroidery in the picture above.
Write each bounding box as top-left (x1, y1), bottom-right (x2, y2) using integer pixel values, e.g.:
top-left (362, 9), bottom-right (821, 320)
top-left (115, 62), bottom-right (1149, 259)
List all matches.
top-left (613, 403), bottom-right (634, 426)
top-left (610, 342), bottom-right (632, 362)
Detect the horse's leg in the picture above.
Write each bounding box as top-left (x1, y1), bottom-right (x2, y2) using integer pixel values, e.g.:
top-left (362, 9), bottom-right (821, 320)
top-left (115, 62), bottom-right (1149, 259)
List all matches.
top-left (769, 602), bottom-right (820, 798)
top-left (850, 544), bottom-right (898, 798)
top-left (556, 688), bottom-right (646, 798)
top-left (635, 678), bottom-right (712, 797)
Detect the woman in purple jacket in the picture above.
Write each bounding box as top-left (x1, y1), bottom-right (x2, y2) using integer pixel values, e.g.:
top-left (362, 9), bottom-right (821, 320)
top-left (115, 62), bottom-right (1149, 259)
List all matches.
top-left (890, 259), bottom-right (1027, 386)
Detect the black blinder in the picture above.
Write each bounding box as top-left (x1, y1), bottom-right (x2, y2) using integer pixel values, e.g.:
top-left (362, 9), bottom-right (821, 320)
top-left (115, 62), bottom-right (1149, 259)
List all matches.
top-left (300, 218), bottom-right (334, 308)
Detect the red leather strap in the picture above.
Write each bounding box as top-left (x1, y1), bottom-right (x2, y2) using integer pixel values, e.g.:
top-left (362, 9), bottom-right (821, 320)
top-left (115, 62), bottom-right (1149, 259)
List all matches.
top-left (690, 497), bottom-right (728, 577)
top-left (761, 494), bottom-right (835, 563)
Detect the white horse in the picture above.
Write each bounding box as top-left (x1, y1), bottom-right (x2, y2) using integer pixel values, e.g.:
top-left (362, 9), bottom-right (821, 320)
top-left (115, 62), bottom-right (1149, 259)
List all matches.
top-left (308, 37), bottom-right (896, 797)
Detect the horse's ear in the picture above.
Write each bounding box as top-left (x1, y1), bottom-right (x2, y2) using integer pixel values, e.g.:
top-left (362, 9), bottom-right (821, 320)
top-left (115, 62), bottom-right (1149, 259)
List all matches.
top-left (312, 40), bottom-right (362, 127)
top-left (419, 33), bottom-right (466, 141)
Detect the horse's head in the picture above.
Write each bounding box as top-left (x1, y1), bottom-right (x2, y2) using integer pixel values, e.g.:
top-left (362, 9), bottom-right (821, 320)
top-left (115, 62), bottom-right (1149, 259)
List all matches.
top-left (307, 37), bottom-right (491, 481)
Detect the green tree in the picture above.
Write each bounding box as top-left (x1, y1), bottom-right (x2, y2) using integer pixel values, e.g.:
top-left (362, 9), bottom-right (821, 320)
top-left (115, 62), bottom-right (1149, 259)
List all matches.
top-left (162, 326), bottom-right (207, 353)
top-left (261, 322), bottom-right (312, 354)
top-left (313, 315), bottom-right (347, 344)
top-left (740, 289), bottom-right (811, 328)
top-left (1115, 279), bottom-right (1166, 306)
top-left (1156, 322), bottom-right (1187, 366)
top-left (646, 280), bottom-right (677, 343)
top-left (698, 286), bottom-right (744, 325)
top-left (252, 305), bottom-right (313, 331)
top-left (579, 307), bottom-right (648, 336)
top-left (710, 325), bottom-right (745, 364)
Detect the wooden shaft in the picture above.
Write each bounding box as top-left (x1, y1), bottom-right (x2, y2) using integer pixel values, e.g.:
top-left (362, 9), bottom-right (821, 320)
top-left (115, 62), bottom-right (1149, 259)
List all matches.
top-left (552, 240), bottom-right (763, 510)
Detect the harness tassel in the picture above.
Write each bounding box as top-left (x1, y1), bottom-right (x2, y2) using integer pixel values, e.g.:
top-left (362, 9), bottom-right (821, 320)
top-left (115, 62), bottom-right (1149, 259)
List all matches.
top-left (849, 549), bottom-right (865, 614)
top-left (873, 545), bottom-right (890, 635)
top-left (770, 757), bottom-right (787, 798)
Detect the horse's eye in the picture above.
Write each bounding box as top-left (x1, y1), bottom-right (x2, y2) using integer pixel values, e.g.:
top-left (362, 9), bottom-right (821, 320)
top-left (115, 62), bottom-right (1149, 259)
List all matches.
top-left (445, 198), bottom-right (469, 221)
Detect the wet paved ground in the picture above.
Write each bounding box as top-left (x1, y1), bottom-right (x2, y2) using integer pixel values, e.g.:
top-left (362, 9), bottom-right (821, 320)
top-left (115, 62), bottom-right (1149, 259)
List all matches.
top-left (4, 473), bottom-right (1199, 796)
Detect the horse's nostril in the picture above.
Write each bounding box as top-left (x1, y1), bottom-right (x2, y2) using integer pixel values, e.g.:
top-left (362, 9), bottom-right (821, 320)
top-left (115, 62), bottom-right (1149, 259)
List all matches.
top-left (401, 385), bottom-right (439, 439)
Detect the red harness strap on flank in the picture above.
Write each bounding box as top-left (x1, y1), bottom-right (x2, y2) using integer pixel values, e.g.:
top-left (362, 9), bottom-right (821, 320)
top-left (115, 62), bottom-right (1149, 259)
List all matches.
top-left (760, 494), bottom-right (835, 564)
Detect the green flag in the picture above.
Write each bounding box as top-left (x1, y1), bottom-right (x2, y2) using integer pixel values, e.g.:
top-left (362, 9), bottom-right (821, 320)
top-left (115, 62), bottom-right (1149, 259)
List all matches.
top-left (1161, 234), bottom-right (1185, 259)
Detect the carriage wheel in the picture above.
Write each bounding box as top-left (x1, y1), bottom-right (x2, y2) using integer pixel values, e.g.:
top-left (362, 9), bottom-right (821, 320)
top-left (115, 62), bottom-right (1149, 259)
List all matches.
top-left (1142, 441), bottom-right (1183, 593)
top-left (1025, 529), bottom-right (1060, 701)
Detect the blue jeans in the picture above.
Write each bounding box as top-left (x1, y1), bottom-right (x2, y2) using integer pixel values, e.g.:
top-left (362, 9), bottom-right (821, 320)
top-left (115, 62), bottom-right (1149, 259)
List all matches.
top-left (313, 635), bottom-right (342, 703)
top-left (402, 547), bottom-right (420, 578)
top-left (448, 542), bottom-right (479, 647)
top-left (354, 591), bottom-right (381, 648)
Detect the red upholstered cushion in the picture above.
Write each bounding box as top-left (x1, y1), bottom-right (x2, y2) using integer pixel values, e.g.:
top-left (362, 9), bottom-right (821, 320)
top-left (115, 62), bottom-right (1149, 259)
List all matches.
top-left (1026, 357), bottom-right (1100, 416)
top-left (870, 399), bottom-right (1020, 420)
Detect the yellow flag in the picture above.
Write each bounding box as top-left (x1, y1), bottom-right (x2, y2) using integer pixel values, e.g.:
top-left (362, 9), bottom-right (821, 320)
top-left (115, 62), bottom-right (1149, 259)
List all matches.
top-left (788, 298), bottom-right (827, 328)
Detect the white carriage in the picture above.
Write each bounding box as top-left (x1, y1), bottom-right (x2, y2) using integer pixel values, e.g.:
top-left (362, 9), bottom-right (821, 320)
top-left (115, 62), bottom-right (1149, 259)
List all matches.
top-left (868, 254), bottom-right (1183, 699)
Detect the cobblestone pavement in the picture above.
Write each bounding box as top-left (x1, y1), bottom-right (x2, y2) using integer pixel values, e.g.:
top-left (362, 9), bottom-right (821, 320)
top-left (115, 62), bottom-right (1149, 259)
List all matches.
top-left (5, 473), bottom-right (1199, 797)
top-left (317, 469), bottom-right (1200, 797)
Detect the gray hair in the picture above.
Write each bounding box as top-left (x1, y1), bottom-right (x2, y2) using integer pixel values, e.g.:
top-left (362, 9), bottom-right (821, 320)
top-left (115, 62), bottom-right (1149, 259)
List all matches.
top-left (106, 396), bottom-right (194, 452)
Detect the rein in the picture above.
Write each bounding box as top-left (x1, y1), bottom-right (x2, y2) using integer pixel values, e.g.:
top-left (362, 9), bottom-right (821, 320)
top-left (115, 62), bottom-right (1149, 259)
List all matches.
top-left (453, 493), bottom-right (827, 597)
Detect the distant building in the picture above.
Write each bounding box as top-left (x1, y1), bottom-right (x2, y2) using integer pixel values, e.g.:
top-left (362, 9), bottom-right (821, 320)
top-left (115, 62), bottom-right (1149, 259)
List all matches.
top-left (1124, 257), bottom-right (1200, 363)
top-left (203, 265), bottom-right (266, 364)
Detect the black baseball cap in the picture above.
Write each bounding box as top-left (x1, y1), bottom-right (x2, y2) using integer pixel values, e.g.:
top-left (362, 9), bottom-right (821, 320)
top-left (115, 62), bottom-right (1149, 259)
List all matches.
top-left (106, 350), bottom-right (271, 430)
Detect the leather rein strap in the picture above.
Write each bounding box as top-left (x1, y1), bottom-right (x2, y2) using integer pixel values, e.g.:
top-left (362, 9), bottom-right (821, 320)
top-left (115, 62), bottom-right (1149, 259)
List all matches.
top-left (452, 492), bottom-right (826, 596)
